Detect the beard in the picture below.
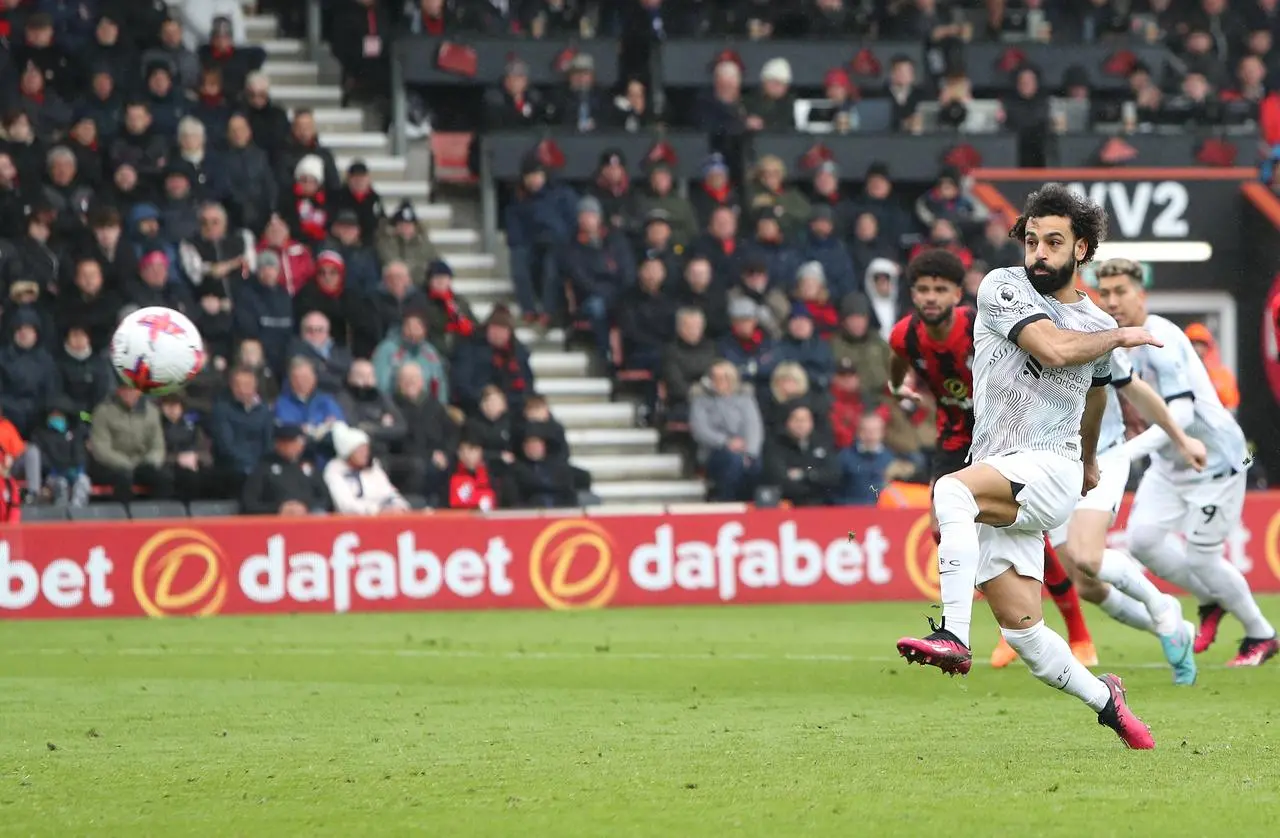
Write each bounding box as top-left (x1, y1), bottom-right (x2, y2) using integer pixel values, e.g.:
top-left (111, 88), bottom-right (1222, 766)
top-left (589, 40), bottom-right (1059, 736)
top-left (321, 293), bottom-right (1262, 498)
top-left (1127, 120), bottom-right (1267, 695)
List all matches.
top-left (918, 304), bottom-right (953, 326)
top-left (1026, 257), bottom-right (1077, 295)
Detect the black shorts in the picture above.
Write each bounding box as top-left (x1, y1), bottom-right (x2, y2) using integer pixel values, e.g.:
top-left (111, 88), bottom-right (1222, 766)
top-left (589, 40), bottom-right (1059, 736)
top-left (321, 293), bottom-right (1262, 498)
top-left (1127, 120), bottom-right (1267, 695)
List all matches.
top-left (930, 446), bottom-right (972, 484)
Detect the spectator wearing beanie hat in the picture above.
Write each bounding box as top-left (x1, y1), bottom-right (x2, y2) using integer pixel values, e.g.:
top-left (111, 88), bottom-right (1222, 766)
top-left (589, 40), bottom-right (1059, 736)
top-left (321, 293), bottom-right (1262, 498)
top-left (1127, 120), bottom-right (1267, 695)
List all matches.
top-left (332, 159), bottom-right (384, 244)
top-left (451, 305), bottom-right (535, 415)
top-left (562, 192), bottom-right (636, 360)
top-left (158, 161), bottom-right (201, 244)
top-left (281, 153), bottom-right (329, 245)
top-left (801, 203), bottom-right (857, 299)
top-left (777, 302), bottom-right (835, 390)
top-left (125, 248), bottom-right (195, 314)
top-left (745, 58), bottom-right (797, 131)
top-left (690, 153), bottom-right (742, 231)
top-left (631, 160), bottom-right (699, 248)
top-left (422, 260), bottom-right (477, 356)
top-left (294, 249), bottom-right (354, 345)
top-left (504, 154), bottom-right (578, 325)
top-left (586, 148), bottom-right (634, 233)
top-left (376, 199), bottom-right (440, 278)
top-left (324, 421), bottom-right (410, 516)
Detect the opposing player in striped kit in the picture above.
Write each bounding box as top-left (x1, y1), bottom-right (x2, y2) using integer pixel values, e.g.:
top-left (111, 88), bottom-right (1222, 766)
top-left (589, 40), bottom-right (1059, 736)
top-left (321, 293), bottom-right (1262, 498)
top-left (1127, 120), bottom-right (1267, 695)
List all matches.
top-left (888, 250), bottom-right (1099, 667)
top-left (896, 184), bottom-right (1162, 748)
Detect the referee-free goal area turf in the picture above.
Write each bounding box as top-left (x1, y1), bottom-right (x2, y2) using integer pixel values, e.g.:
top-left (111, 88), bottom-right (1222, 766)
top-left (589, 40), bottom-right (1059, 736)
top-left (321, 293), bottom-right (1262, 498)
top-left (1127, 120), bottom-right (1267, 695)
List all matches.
top-left (3, 599), bottom-right (1277, 837)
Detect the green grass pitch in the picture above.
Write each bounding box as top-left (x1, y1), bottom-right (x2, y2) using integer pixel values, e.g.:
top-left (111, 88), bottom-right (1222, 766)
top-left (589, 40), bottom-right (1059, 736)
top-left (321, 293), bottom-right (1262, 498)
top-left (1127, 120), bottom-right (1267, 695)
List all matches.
top-left (3, 599), bottom-right (1278, 837)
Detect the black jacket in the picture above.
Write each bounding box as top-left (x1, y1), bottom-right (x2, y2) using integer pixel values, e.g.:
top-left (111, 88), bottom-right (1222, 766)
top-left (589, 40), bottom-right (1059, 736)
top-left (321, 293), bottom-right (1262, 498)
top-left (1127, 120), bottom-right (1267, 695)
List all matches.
top-left (393, 391), bottom-right (458, 459)
top-left (241, 452), bottom-right (331, 514)
top-left (762, 431), bottom-right (841, 507)
top-left (54, 349), bottom-right (114, 418)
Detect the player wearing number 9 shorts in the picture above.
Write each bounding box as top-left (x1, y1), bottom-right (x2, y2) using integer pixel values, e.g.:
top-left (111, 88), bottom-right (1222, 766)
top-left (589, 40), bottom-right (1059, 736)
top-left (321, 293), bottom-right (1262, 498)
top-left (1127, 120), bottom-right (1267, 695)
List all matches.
top-left (1097, 260), bottom-right (1278, 667)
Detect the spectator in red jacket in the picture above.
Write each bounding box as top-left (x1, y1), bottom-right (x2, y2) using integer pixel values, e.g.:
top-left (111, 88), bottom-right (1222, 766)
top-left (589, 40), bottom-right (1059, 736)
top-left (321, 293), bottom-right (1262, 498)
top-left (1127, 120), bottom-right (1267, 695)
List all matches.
top-left (259, 212), bottom-right (316, 295)
top-left (447, 431), bottom-right (500, 511)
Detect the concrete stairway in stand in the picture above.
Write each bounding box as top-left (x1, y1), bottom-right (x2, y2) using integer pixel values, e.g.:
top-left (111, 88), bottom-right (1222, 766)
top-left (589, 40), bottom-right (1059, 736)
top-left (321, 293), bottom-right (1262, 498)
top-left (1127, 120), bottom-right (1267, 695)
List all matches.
top-left (242, 7), bottom-right (705, 506)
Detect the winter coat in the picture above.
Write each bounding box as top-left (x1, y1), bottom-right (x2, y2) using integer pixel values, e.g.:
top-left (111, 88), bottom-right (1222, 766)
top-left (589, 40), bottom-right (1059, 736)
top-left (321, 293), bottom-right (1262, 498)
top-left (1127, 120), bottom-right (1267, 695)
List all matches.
top-left (776, 336), bottom-right (835, 390)
top-left (450, 336), bottom-right (534, 413)
top-left (0, 340), bottom-right (57, 435)
top-left (89, 395), bottom-right (166, 471)
top-left (286, 337), bottom-right (353, 394)
top-left (690, 388), bottom-right (765, 461)
top-left (800, 233), bottom-right (858, 300)
top-left (660, 337), bottom-right (717, 407)
top-left (223, 145), bottom-right (278, 232)
top-left (761, 431), bottom-right (841, 507)
top-left (615, 285), bottom-right (677, 359)
top-left (232, 279), bottom-right (294, 375)
top-left (562, 231), bottom-right (635, 302)
top-left (241, 451), bottom-right (331, 514)
top-left (716, 329), bottom-right (780, 387)
top-left (375, 224), bottom-right (440, 278)
top-left (503, 182), bottom-right (578, 249)
top-left (324, 459), bottom-right (407, 516)
top-left (273, 385), bottom-right (345, 431)
top-left (371, 336), bottom-right (449, 403)
top-left (335, 386), bottom-right (407, 457)
top-left (54, 349), bottom-right (114, 418)
top-left (208, 393), bottom-right (275, 475)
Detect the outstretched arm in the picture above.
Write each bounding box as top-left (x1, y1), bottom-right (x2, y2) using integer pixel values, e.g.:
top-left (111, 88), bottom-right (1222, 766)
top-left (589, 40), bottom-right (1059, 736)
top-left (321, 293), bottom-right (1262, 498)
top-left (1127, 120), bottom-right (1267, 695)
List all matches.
top-left (1016, 319), bottom-right (1160, 368)
top-left (976, 274), bottom-right (1161, 367)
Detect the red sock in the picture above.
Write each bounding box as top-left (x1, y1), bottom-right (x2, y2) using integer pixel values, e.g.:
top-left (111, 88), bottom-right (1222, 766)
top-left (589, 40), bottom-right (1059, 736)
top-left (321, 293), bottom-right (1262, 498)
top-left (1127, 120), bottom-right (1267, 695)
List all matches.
top-left (1043, 537), bottom-right (1091, 644)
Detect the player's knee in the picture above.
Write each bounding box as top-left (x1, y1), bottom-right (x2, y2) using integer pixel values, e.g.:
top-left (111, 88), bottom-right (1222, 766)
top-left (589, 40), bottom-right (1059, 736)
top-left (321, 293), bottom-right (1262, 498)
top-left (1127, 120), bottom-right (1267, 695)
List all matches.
top-left (932, 475), bottom-right (978, 524)
top-left (1126, 522), bottom-right (1164, 559)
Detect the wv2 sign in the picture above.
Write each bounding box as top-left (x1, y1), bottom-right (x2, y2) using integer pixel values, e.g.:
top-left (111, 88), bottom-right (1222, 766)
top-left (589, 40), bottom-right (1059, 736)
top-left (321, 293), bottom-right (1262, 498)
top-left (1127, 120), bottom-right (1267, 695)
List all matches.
top-left (1065, 181), bottom-right (1189, 239)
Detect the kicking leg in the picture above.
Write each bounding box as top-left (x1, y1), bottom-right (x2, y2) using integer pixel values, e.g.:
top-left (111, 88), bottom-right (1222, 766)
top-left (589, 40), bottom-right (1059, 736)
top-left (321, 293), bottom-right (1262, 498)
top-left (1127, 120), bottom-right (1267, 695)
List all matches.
top-left (897, 464), bottom-right (1022, 674)
top-left (982, 566), bottom-right (1154, 749)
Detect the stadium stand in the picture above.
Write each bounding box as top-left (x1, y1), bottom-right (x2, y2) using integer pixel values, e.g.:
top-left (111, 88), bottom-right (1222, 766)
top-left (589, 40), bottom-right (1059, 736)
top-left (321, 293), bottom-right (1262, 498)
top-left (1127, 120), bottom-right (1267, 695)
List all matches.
top-left (3, 0), bottom-right (1279, 523)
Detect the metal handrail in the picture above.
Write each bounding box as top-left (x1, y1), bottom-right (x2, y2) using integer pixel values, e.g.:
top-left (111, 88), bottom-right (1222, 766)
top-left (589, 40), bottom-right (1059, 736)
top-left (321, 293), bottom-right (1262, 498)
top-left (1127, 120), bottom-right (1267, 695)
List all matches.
top-left (305, 0), bottom-right (323, 63)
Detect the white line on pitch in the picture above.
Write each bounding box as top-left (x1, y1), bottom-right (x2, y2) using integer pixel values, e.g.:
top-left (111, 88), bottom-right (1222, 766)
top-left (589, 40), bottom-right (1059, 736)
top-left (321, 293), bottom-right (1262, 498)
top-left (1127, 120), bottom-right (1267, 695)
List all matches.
top-left (0, 646), bottom-right (1232, 670)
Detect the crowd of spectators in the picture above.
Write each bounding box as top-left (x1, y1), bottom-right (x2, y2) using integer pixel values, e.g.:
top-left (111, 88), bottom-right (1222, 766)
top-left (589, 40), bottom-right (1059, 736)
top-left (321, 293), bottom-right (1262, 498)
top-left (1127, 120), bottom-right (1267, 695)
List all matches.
top-left (324, 0), bottom-right (1280, 159)
top-left (0, 0), bottom-right (591, 518)
top-left (310, 0), bottom-right (1264, 507)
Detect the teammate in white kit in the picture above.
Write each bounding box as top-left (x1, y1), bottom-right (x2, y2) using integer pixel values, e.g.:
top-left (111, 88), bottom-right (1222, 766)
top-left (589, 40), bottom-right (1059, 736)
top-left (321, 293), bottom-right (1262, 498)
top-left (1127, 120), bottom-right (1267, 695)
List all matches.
top-left (896, 184), bottom-right (1161, 749)
top-left (1097, 262), bottom-right (1279, 667)
top-left (1046, 337), bottom-right (1206, 686)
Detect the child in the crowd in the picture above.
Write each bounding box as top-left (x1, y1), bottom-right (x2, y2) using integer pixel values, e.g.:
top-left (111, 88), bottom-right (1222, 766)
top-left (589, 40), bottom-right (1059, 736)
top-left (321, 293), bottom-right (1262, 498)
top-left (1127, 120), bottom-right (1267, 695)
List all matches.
top-left (29, 400), bottom-right (91, 506)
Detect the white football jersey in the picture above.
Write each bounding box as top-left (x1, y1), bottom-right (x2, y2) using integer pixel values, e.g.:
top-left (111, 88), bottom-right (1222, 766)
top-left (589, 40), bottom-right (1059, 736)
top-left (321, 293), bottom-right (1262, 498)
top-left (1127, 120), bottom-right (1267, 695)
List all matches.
top-left (1099, 348), bottom-right (1135, 451)
top-left (1127, 314), bottom-right (1248, 477)
top-left (971, 267), bottom-right (1117, 463)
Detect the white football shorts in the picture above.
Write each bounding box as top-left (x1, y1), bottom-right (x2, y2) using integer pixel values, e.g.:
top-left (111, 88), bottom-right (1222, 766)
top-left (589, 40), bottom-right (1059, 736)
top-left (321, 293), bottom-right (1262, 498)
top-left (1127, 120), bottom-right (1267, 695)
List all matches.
top-left (1047, 443), bottom-right (1131, 547)
top-left (975, 449), bottom-right (1083, 586)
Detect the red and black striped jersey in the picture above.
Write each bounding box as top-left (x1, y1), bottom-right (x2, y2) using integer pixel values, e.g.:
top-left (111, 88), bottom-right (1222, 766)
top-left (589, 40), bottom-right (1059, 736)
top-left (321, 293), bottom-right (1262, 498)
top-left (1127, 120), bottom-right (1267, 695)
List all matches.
top-left (889, 307), bottom-right (976, 453)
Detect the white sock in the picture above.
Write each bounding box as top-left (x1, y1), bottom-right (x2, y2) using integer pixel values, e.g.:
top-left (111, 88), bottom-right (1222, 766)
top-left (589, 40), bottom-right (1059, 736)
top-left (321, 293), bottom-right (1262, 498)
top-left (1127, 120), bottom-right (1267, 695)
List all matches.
top-left (1099, 587), bottom-right (1157, 633)
top-left (1186, 543), bottom-right (1276, 639)
top-left (1098, 549), bottom-right (1175, 633)
top-left (933, 476), bottom-right (980, 647)
top-left (1002, 621), bottom-right (1111, 712)
top-left (1131, 533), bottom-right (1217, 606)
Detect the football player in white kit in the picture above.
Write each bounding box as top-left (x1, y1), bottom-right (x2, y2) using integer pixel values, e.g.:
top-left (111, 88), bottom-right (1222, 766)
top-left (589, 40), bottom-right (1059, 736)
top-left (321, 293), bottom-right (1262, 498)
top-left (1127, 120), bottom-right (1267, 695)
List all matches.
top-left (1045, 338), bottom-right (1207, 686)
top-left (896, 184), bottom-right (1161, 748)
top-left (1097, 261), bottom-right (1279, 667)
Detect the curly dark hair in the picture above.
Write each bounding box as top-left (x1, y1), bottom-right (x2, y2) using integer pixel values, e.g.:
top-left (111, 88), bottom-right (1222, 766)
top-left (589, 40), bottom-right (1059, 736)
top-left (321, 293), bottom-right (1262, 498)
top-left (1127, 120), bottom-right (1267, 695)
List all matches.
top-left (1008, 183), bottom-right (1108, 264)
top-left (906, 249), bottom-right (966, 286)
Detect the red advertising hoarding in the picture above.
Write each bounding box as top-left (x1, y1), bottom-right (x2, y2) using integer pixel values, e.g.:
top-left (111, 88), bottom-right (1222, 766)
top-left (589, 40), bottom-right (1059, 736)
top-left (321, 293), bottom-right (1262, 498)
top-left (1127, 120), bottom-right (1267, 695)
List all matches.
top-left (4, 494), bottom-right (1280, 620)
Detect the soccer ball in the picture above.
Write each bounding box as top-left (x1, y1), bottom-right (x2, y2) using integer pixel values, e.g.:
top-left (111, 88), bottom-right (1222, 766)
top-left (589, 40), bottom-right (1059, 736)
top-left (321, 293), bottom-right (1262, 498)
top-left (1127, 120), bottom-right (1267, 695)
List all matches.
top-left (110, 306), bottom-right (205, 395)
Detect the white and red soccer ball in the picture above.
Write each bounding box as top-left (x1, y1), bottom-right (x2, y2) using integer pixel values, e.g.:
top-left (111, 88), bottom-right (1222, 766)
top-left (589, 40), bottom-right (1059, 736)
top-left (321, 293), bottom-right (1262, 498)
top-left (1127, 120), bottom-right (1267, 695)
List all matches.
top-left (110, 306), bottom-right (206, 395)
